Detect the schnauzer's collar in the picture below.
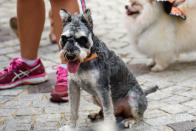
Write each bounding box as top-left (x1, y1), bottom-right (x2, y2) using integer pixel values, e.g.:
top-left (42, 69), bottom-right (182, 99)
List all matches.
top-left (83, 53), bottom-right (98, 63)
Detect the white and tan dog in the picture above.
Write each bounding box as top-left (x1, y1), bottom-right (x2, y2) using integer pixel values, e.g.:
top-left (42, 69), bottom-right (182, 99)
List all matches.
top-left (125, 0), bottom-right (196, 71)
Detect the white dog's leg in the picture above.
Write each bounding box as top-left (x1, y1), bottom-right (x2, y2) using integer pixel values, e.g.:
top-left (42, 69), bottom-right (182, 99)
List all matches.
top-left (69, 80), bottom-right (81, 128)
top-left (151, 63), bottom-right (165, 72)
top-left (151, 53), bottom-right (174, 72)
top-left (146, 59), bottom-right (155, 67)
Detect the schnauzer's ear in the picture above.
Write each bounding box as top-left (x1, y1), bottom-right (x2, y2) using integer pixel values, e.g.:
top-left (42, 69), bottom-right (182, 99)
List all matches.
top-left (60, 9), bottom-right (71, 23)
top-left (82, 9), bottom-right (93, 29)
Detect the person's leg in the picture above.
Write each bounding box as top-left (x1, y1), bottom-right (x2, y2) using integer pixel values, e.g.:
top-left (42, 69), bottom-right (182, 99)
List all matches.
top-left (0, 0), bottom-right (47, 89)
top-left (50, 0), bottom-right (80, 51)
top-left (10, 16), bottom-right (19, 37)
top-left (49, 10), bottom-right (57, 44)
top-left (18, 0), bottom-right (45, 60)
top-left (49, 0), bottom-right (79, 102)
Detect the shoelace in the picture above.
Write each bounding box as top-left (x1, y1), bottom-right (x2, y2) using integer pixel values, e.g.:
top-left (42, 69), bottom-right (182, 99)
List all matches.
top-left (55, 66), bottom-right (68, 86)
top-left (1, 58), bottom-right (22, 75)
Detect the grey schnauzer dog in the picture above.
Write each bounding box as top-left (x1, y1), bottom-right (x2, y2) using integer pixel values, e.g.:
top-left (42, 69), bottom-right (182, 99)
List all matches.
top-left (59, 9), bottom-right (158, 130)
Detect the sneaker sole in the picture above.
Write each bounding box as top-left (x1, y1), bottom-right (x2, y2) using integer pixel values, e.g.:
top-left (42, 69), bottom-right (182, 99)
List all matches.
top-left (50, 90), bottom-right (68, 102)
top-left (0, 74), bottom-right (48, 89)
top-left (50, 94), bottom-right (68, 102)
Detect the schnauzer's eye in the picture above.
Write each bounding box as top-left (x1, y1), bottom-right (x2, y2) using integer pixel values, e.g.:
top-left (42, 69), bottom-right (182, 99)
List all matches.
top-left (61, 35), bottom-right (68, 47)
top-left (61, 35), bottom-right (68, 43)
top-left (76, 37), bottom-right (89, 48)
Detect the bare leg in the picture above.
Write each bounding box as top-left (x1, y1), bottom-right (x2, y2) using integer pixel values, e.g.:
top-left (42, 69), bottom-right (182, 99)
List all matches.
top-left (49, 10), bottom-right (57, 44)
top-left (17, 0), bottom-right (45, 60)
top-left (50, 0), bottom-right (79, 102)
top-left (49, 0), bottom-right (79, 52)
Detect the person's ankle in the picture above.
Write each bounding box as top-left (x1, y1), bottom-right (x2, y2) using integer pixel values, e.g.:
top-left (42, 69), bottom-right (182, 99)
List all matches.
top-left (60, 64), bottom-right (67, 69)
top-left (19, 57), bottom-right (39, 66)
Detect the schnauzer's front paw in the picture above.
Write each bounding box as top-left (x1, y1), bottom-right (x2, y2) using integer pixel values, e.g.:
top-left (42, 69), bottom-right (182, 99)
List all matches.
top-left (151, 64), bottom-right (165, 72)
top-left (88, 111), bottom-right (103, 122)
top-left (59, 125), bottom-right (75, 131)
top-left (121, 118), bottom-right (135, 128)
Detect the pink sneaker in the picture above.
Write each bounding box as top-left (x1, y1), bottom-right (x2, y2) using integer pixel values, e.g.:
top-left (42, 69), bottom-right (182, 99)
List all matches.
top-left (50, 66), bottom-right (68, 102)
top-left (0, 58), bottom-right (48, 89)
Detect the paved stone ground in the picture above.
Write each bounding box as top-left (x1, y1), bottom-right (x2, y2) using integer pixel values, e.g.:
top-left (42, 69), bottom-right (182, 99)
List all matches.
top-left (0, 0), bottom-right (196, 131)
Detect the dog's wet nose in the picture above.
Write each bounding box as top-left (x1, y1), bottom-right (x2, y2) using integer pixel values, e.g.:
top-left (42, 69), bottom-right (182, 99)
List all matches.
top-left (125, 5), bottom-right (129, 10)
top-left (66, 54), bottom-right (76, 61)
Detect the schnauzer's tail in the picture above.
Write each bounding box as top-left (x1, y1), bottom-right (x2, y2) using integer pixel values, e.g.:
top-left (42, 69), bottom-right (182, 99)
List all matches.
top-left (144, 85), bottom-right (159, 96)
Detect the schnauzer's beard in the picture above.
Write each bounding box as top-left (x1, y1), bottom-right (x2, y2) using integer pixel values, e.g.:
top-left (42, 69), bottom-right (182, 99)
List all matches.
top-left (59, 48), bottom-right (90, 62)
top-left (77, 47), bottom-right (91, 62)
top-left (59, 47), bottom-right (91, 74)
top-left (59, 50), bottom-right (68, 64)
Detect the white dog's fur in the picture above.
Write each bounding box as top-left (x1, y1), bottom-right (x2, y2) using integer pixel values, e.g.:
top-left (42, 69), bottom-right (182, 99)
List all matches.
top-left (126, 0), bottom-right (196, 71)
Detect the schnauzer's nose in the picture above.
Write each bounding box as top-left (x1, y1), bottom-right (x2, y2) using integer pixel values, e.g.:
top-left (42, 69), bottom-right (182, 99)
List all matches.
top-left (66, 54), bottom-right (76, 61)
top-left (125, 5), bottom-right (129, 9)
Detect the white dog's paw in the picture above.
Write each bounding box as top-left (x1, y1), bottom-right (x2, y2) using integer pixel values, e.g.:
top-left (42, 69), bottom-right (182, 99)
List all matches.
top-left (151, 64), bottom-right (165, 72)
top-left (59, 125), bottom-right (74, 131)
top-left (146, 59), bottom-right (155, 67)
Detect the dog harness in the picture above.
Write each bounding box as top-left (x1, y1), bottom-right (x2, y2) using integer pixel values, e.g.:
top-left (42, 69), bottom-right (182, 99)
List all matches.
top-left (83, 53), bottom-right (98, 63)
top-left (157, 0), bottom-right (186, 20)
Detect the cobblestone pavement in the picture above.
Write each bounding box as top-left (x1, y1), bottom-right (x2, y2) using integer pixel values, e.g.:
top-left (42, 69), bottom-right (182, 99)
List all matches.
top-left (0, 0), bottom-right (196, 131)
